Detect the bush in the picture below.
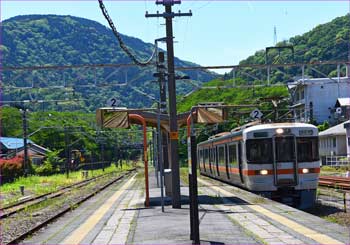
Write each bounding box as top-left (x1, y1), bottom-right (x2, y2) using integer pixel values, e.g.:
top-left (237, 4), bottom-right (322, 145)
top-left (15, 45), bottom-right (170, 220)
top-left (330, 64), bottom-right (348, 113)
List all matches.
top-left (35, 162), bottom-right (57, 176)
top-left (0, 156), bottom-right (24, 182)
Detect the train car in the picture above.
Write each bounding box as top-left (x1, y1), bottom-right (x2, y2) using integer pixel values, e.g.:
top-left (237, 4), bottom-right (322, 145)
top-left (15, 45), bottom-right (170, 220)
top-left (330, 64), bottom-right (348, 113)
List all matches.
top-left (197, 122), bottom-right (320, 209)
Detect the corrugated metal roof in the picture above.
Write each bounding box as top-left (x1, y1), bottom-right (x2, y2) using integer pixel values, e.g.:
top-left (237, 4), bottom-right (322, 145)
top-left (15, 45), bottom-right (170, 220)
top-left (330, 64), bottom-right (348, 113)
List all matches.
top-left (319, 122), bottom-right (347, 137)
top-left (0, 137), bottom-right (33, 150)
top-left (336, 98), bottom-right (350, 106)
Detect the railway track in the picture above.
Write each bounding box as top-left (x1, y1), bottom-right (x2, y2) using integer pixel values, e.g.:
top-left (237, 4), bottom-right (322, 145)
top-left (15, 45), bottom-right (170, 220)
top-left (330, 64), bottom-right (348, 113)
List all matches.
top-left (1, 169), bottom-right (136, 245)
top-left (318, 176), bottom-right (350, 190)
top-left (1, 171), bottom-right (120, 219)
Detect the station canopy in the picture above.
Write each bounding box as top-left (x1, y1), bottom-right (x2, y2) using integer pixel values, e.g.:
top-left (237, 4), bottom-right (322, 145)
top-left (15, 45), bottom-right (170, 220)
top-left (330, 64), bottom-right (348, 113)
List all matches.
top-left (96, 106), bottom-right (227, 131)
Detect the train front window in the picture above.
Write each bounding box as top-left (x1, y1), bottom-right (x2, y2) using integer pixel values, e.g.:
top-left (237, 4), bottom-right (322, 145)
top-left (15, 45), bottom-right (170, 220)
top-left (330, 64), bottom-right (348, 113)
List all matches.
top-left (246, 139), bottom-right (272, 163)
top-left (275, 136), bottom-right (295, 162)
top-left (297, 137), bottom-right (319, 162)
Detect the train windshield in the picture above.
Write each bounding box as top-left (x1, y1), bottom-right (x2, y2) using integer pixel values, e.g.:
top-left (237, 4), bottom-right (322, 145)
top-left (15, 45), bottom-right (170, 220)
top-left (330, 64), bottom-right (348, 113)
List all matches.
top-left (297, 137), bottom-right (319, 162)
top-left (275, 136), bottom-right (295, 162)
top-left (246, 139), bottom-right (273, 163)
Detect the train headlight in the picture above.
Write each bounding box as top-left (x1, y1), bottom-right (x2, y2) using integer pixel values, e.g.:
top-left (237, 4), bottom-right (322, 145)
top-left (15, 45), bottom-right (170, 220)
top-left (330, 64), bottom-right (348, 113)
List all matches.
top-left (260, 169), bottom-right (268, 175)
top-left (302, 168), bottom-right (309, 174)
top-left (276, 128), bottom-right (284, 134)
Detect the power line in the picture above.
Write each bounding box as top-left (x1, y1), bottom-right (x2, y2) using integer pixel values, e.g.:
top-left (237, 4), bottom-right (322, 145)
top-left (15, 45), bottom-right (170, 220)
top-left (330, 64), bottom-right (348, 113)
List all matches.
top-left (3, 59), bottom-right (349, 72)
top-left (98, 0), bottom-right (156, 67)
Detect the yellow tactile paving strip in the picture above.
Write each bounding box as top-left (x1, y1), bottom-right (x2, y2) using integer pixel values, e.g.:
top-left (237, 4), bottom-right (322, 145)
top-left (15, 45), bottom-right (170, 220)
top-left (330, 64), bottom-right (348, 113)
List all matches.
top-left (198, 178), bottom-right (345, 245)
top-left (62, 174), bottom-right (136, 245)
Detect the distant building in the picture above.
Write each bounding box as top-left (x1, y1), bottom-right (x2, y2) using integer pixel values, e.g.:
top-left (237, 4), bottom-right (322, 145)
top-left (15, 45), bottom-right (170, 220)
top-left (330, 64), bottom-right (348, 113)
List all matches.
top-left (288, 77), bottom-right (350, 124)
top-left (0, 137), bottom-right (50, 164)
top-left (344, 121), bottom-right (350, 158)
top-left (319, 122), bottom-right (347, 157)
top-left (334, 98), bottom-right (350, 122)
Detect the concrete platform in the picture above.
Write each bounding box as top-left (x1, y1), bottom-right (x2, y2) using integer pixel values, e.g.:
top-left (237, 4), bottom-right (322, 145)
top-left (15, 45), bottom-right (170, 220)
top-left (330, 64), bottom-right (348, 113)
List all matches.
top-left (22, 171), bottom-right (350, 245)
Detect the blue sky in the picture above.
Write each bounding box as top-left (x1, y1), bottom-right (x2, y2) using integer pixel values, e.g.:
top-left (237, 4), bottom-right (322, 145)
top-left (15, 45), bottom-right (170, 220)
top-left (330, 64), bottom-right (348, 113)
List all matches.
top-left (2, 1), bottom-right (349, 73)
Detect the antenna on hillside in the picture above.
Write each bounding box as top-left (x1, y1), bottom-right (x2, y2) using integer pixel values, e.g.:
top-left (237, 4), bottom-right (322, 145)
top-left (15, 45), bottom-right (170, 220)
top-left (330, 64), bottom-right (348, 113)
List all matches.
top-left (273, 26), bottom-right (277, 46)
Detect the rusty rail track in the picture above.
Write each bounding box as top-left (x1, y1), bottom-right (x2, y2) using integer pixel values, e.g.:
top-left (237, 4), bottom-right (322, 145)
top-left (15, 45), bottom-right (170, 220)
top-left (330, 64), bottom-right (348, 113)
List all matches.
top-left (1, 171), bottom-right (119, 219)
top-left (318, 176), bottom-right (350, 190)
top-left (4, 169), bottom-right (136, 245)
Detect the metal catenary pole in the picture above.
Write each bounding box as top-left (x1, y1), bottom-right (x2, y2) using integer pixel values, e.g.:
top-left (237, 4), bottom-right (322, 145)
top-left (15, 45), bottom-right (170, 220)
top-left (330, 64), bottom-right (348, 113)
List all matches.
top-left (21, 109), bottom-right (29, 177)
top-left (157, 108), bottom-right (165, 212)
top-left (187, 108), bottom-right (200, 244)
top-left (157, 51), bottom-right (170, 170)
top-left (64, 127), bottom-right (69, 178)
top-left (146, 0), bottom-right (192, 208)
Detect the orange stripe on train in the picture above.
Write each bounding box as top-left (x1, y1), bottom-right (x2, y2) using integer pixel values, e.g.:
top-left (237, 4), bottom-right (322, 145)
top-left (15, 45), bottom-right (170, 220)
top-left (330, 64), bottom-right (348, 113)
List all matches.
top-left (201, 164), bottom-right (320, 176)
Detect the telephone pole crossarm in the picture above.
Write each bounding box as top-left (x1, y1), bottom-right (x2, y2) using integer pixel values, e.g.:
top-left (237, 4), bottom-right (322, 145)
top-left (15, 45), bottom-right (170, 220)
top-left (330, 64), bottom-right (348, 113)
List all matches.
top-left (145, 11), bottom-right (192, 18)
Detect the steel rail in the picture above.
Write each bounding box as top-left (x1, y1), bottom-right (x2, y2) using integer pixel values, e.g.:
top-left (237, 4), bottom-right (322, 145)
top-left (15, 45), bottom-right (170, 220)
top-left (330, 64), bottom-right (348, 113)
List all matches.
top-left (4, 169), bottom-right (136, 245)
top-left (0, 169), bottom-right (134, 218)
top-left (319, 176), bottom-right (350, 190)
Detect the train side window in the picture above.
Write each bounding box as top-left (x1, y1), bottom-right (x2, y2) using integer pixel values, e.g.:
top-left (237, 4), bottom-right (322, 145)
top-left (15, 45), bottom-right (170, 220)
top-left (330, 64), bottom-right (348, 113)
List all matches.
top-left (204, 148), bottom-right (208, 171)
top-left (198, 149), bottom-right (203, 170)
top-left (217, 146), bottom-right (225, 176)
top-left (228, 143), bottom-right (238, 172)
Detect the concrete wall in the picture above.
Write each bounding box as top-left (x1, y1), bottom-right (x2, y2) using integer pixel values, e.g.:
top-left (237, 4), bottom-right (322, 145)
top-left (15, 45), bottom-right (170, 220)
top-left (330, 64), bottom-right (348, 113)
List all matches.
top-left (306, 82), bottom-right (350, 124)
top-left (346, 127), bottom-right (350, 157)
top-left (292, 78), bottom-right (350, 124)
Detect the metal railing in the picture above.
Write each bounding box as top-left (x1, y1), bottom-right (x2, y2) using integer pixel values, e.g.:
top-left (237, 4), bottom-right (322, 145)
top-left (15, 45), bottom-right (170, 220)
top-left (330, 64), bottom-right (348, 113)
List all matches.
top-left (324, 155), bottom-right (350, 167)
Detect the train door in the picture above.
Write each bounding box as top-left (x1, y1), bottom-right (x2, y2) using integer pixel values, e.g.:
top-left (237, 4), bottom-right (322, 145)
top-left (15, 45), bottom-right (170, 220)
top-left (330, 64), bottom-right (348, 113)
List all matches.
top-left (272, 135), bottom-right (298, 186)
top-left (238, 142), bottom-right (244, 183)
top-left (215, 146), bottom-right (220, 176)
top-left (202, 148), bottom-right (207, 172)
top-left (209, 147), bottom-right (213, 175)
top-left (225, 144), bottom-right (230, 180)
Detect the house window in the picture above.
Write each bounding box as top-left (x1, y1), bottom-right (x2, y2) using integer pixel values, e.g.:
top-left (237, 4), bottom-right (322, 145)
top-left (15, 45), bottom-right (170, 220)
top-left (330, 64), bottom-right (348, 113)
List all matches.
top-left (333, 138), bottom-right (337, 148)
top-left (300, 89), bottom-right (304, 100)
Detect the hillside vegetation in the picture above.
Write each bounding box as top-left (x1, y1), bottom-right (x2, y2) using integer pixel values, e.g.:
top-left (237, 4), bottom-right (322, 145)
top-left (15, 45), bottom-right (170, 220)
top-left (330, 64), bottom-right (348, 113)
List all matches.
top-left (229, 14), bottom-right (350, 83)
top-left (178, 79), bottom-right (289, 113)
top-left (2, 15), bottom-right (215, 111)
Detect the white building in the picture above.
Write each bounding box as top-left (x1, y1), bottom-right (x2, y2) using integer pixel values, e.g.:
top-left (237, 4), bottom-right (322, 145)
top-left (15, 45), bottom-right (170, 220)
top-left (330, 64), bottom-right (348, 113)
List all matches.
top-left (344, 121), bottom-right (350, 158)
top-left (288, 77), bottom-right (350, 124)
top-left (319, 122), bottom-right (347, 157)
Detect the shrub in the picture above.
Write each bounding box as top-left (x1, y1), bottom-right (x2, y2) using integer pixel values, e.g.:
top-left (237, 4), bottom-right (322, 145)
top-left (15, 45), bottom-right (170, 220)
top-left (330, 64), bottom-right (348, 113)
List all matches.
top-left (0, 156), bottom-right (24, 182)
top-left (35, 162), bottom-right (56, 176)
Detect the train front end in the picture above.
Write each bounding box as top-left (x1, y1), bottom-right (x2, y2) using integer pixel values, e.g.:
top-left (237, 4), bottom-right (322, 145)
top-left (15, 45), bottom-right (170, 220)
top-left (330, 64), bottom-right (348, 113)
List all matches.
top-left (243, 123), bottom-right (320, 209)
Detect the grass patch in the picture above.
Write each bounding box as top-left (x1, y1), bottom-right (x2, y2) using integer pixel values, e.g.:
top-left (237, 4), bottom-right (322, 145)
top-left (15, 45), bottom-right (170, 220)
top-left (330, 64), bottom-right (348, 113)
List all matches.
top-left (0, 164), bottom-right (133, 206)
top-left (320, 165), bottom-right (350, 175)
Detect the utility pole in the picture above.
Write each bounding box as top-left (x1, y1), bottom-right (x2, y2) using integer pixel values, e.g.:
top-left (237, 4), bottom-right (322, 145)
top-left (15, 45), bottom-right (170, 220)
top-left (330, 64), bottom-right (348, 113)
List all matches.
top-left (146, 0), bottom-right (192, 209)
top-left (156, 51), bottom-right (170, 170)
top-left (64, 127), bottom-right (69, 178)
top-left (21, 108), bottom-right (29, 177)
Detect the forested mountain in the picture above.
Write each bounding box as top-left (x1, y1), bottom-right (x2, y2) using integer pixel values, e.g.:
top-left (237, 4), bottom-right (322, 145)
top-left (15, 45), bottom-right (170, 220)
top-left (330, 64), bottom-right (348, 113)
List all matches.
top-left (227, 14), bottom-right (350, 83)
top-left (2, 15), bottom-right (215, 111)
top-left (3, 14), bottom-right (350, 112)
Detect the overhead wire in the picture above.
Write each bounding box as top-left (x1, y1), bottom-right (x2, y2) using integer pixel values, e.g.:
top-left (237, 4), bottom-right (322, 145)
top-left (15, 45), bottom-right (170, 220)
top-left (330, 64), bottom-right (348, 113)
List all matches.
top-left (98, 0), bottom-right (156, 67)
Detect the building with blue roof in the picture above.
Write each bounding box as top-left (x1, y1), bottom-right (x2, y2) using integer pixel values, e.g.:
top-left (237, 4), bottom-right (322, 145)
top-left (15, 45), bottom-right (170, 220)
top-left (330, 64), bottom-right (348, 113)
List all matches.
top-left (0, 137), bottom-right (50, 164)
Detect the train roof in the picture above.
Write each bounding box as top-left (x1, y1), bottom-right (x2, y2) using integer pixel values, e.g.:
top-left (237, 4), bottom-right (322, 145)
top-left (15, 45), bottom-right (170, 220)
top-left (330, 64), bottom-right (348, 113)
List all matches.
top-left (198, 122), bottom-right (318, 146)
top-left (242, 122), bottom-right (318, 134)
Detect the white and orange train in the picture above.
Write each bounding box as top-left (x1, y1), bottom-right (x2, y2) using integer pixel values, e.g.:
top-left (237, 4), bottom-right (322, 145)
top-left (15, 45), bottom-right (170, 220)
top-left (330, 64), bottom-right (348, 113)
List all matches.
top-left (197, 122), bottom-right (320, 209)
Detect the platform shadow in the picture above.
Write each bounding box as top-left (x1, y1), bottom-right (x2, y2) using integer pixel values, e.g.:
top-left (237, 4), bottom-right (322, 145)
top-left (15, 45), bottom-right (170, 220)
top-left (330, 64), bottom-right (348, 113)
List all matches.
top-left (147, 194), bottom-right (249, 207)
